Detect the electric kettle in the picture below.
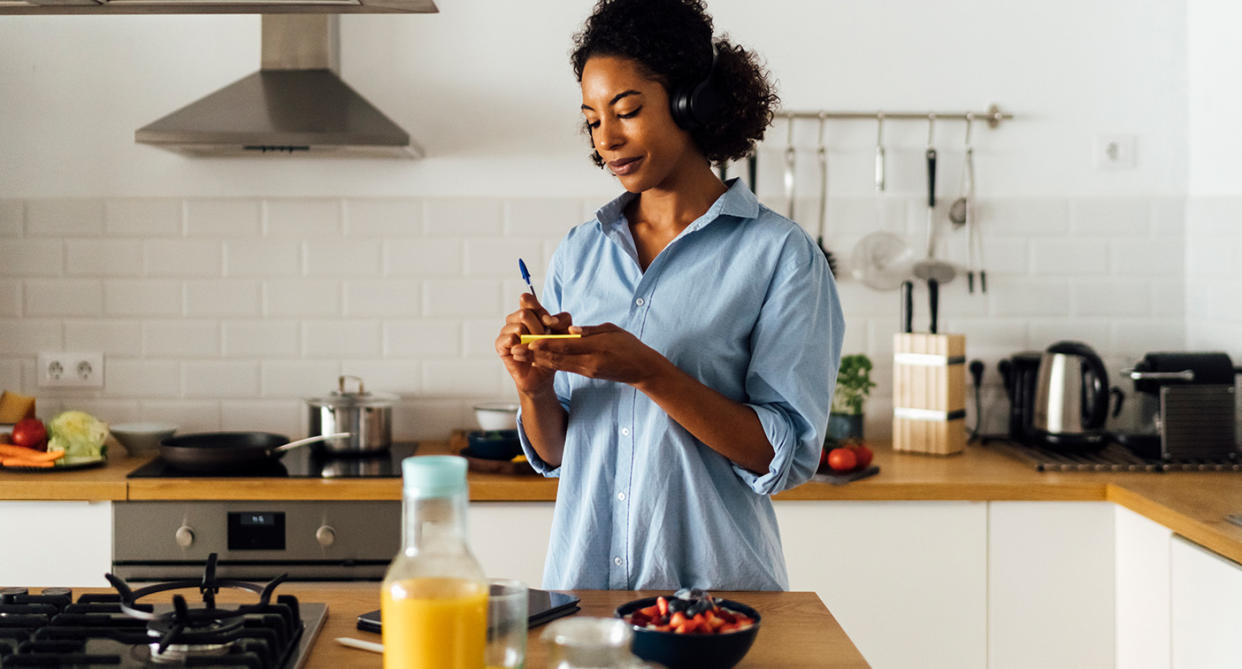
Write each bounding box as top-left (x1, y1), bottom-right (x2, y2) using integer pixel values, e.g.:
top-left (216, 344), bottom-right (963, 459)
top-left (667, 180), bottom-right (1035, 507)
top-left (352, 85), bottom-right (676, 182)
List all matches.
top-left (1031, 341), bottom-right (1123, 448)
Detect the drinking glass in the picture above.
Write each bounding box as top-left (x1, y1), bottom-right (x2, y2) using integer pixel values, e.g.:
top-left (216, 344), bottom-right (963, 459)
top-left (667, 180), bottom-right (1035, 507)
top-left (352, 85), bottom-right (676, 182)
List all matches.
top-left (487, 578), bottom-right (528, 669)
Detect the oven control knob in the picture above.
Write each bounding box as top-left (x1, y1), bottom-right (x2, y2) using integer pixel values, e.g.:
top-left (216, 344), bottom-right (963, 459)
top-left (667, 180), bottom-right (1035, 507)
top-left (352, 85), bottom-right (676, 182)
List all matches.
top-left (315, 525), bottom-right (336, 548)
top-left (175, 525), bottom-right (195, 548)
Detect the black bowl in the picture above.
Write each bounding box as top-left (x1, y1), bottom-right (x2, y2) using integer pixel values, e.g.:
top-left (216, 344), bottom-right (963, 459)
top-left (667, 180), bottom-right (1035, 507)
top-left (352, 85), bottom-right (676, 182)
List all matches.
top-left (614, 596), bottom-right (761, 669)
top-left (465, 430), bottom-right (522, 460)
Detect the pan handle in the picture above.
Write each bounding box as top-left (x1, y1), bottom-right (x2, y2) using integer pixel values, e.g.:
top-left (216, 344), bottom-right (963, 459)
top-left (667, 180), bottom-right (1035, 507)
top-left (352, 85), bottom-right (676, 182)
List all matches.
top-left (273, 432), bottom-right (352, 453)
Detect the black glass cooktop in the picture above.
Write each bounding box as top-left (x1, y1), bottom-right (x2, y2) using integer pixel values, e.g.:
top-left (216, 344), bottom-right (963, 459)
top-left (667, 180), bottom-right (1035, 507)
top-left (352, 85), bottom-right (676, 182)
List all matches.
top-left (128, 442), bottom-right (420, 479)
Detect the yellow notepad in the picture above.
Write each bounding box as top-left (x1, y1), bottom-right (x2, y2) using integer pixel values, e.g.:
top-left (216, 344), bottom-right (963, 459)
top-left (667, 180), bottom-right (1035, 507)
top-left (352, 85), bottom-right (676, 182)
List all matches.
top-left (519, 334), bottom-right (582, 344)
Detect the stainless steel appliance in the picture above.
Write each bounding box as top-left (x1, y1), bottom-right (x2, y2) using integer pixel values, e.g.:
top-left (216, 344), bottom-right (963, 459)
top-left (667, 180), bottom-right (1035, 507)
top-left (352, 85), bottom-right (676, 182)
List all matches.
top-left (1112, 352), bottom-right (1241, 460)
top-left (1031, 341), bottom-right (1123, 448)
top-left (305, 375), bottom-right (396, 454)
top-left (0, 558), bottom-right (326, 669)
top-left (116, 443), bottom-right (417, 581)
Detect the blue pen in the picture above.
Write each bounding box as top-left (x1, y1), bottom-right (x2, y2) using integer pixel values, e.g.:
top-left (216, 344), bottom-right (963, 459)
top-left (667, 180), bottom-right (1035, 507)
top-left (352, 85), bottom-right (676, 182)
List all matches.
top-left (518, 258), bottom-right (537, 299)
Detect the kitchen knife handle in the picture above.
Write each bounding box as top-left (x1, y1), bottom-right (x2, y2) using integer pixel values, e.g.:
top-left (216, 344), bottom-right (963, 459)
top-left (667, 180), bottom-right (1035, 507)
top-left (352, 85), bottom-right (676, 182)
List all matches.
top-left (926, 148), bottom-right (937, 208)
top-left (901, 280), bottom-right (913, 334)
top-left (927, 278), bottom-right (939, 334)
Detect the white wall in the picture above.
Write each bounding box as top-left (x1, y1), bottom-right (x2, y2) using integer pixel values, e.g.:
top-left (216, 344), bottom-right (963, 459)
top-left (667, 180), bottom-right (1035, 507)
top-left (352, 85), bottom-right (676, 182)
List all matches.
top-left (0, 1), bottom-right (1191, 440)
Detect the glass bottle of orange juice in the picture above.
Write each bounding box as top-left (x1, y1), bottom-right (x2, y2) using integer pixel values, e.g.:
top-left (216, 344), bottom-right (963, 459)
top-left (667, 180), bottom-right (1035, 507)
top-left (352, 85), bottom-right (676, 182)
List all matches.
top-left (383, 455), bottom-right (488, 669)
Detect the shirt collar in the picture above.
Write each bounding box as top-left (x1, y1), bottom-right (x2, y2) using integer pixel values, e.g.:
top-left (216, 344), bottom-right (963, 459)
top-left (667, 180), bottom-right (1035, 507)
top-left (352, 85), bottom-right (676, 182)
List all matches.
top-left (593, 177), bottom-right (761, 233)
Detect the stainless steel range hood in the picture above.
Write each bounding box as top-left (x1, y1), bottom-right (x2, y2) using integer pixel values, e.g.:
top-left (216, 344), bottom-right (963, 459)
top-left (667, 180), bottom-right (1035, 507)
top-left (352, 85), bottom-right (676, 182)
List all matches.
top-left (135, 15), bottom-right (423, 158)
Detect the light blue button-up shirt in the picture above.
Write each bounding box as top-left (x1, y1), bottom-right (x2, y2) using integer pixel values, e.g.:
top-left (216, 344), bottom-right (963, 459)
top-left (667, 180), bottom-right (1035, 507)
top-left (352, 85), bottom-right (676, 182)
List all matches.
top-left (517, 178), bottom-right (844, 591)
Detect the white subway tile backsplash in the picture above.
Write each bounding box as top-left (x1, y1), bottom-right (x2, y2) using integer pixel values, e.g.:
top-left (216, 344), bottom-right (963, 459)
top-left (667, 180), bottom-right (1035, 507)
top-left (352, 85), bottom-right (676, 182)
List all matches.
top-left (424, 199), bottom-right (503, 237)
top-left (465, 239), bottom-right (546, 276)
top-left (66, 240), bottom-right (144, 277)
top-left (423, 359), bottom-right (504, 396)
top-left (0, 280), bottom-right (19, 317)
top-left (302, 321), bottom-right (381, 358)
top-left (183, 361), bottom-right (260, 397)
top-left (340, 360), bottom-right (420, 394)
top-left (144, 320), bottom-right (220, 357)
top-left (423, 279), bottom-right (503, 317)
top-left (1109, 319), bottom-right (1184, 354)
top-left (463, 319), bottom-right (502, 357)
top-left (979, 239), bottom-right (1030, 276)
top-left (343, 279), bottom-right (421, 316)
top-left (397, 398), bottom-right (471, 440)
top-left (105, 200), bottom-right (182, 238)
top-left (105, 280), bottom-right (182, 316)
top-left (185, 280), bottom-right (260, 316)
top-left (0, 200), bottom-right (23, 237)
top-left (1070, 198), bottom-right (1150, 236)
top-left (1186, 197), bottom-right (1242, 237)
top-left (266, 199), bottom-right (342, 238)
top-left (67, 400), bottom-right (142, 430)
top-left (1031, 239), bottom-right (1110, 275)
top-left (383, 320), bottom-right (460, 357)
top-left (65, 320), bottom-right (143, 355)
top-left (146, 240), bottom-right (222, 278)
top-left (259, 360), bottom-right (339, 397)
top-left (140, 400), bottom-right (221, 432)
top-left (976, 199), bottom-right (1069, 237)
top-left (0, 240), bottom-right (63, 277)
top-left (505, 199), bottom-right (582, 237)
top-left (186, 200), bottom-right (262, 238)
top-left (1185, 235), bottom-right (1237, 276)
top-left (25, 280), bottom-right (102, 316)
top-left (1072, 280), bottom-right (1150, 317)
top-left (265, 279), bottom-right (341, 317)
top-left (385, 239), bottom-right (462, 276)
top-left (834, 282), bottom-right (898, 317)
top-left (106, 359), bottom-right (181, 397)
top-left (305, 240), bottom-right (381, 277)
top-left (1150, 197), bottom-right (1185, 237)
top-left (0, 320), bottom-right (61, 354)
top-left (225, 240), bottom-right (301, 277)
top-left (1110, 238), bottom-right (1183, 276)
top-left (1028, 319), bottom-right (1112, 350)
top-left (220, 400), bottom-right (302, 435)
top-left (26, 199), bottom-right (104, 237)
top-left (345, 199), bottom-right (422, 238)
top-left (223, 321), bottom-right (300, 357)
top-left (838, 316), bottom-right (867, 355)
top-left (989, 279), bottom-right (1070, 316)
top-left (1150, 279), bottom-right (1184, 317)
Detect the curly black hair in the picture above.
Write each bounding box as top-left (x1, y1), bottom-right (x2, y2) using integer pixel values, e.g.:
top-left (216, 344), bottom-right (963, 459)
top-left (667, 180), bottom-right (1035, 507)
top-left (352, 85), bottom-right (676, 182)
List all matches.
top-left (570, 0), bottom-right (779, 168)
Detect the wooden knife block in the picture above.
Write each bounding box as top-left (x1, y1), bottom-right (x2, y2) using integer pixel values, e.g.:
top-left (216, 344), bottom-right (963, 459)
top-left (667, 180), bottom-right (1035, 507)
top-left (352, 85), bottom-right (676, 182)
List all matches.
top-left (893, 333), bottom-right (967, 456)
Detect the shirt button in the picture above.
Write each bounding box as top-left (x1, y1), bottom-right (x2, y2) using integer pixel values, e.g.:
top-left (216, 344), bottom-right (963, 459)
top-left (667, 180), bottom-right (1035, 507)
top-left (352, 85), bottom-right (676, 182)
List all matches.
top-left (617, 492), bottom-right (626, 501)
top-left (614, 556), bottom-right (623, 566)
top-left (621, 427), bottom-right (630, 436)
top-left (635, 297), bottom-right (645, 306)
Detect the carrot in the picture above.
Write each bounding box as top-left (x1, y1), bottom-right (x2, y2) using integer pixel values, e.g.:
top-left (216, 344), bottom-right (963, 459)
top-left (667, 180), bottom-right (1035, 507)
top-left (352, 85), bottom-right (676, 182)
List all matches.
top-left (0, 445), bottom-right (63, 461)
top-left (2, 457), bottom-right (54, 468)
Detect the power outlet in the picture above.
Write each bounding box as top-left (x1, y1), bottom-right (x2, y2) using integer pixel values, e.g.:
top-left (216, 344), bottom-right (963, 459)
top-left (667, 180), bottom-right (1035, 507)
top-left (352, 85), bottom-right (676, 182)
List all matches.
top-left (38, 352), bottom-right (104, 389)
top-left (1095, 133), bottom-right (1137, 170)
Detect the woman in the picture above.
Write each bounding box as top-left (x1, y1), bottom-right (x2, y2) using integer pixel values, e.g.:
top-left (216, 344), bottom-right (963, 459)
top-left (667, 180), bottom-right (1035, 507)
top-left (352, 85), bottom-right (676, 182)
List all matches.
top-left (494, 0), bottom-right (844, 591)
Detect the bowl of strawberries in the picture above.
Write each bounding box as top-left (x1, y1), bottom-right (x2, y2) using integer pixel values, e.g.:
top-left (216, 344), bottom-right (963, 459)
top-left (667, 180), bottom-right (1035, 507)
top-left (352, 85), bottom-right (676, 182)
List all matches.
top-left (614, 588), bottom-right (760, 669)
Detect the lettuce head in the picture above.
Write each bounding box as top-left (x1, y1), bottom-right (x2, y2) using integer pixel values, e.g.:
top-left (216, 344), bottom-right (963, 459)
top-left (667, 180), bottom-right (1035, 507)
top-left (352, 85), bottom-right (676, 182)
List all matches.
top-left (48, 410), bottom-right (109, 459)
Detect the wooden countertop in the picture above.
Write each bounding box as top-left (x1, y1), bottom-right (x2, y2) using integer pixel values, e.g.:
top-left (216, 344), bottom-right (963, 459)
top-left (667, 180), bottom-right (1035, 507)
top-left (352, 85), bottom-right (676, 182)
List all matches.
top-left (7, 439), bottom-right (1242, 566)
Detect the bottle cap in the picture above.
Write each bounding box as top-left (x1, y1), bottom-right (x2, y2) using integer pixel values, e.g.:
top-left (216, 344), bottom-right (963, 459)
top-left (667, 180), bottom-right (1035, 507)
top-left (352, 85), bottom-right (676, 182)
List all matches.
top-left (401, 455), bottom-right (468, 498)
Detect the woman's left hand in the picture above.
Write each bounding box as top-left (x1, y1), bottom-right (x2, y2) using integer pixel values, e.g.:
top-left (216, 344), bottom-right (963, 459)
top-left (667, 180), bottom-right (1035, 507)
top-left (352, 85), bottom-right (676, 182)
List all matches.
top-left (524, 323), bottom-right (665, 386)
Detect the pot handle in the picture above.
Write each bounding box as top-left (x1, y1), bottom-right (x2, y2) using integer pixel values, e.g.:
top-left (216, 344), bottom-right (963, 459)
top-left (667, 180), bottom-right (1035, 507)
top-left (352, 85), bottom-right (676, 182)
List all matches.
top-left (339, 375), bottom-right (366, 395)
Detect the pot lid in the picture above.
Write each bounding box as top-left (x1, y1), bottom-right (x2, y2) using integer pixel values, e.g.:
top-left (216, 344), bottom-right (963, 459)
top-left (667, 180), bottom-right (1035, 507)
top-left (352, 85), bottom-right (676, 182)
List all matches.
top-left (306, 375), bottom-right (399, 408)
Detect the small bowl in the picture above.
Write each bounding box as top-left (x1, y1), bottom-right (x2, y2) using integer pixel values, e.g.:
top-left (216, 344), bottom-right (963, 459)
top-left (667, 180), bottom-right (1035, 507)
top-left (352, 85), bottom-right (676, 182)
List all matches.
top-left (615, 596), bottom-right (761, 669)
top-left (465, 430), bottom-right (522, 460)
top-left (473, 402), bottom-right (519, 431)
top-left (110, 422), bottom-right (178, 456)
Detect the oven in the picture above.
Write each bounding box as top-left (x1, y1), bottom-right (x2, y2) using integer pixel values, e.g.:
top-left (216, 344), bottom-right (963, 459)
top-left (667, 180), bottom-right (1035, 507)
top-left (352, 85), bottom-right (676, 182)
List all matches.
top-left (114, 443), bottom-right (416, 581)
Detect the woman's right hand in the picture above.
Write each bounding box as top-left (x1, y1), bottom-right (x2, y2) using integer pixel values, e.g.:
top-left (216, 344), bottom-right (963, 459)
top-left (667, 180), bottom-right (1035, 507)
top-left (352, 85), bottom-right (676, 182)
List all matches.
top-left (495, 293), bottom-right (573, 396)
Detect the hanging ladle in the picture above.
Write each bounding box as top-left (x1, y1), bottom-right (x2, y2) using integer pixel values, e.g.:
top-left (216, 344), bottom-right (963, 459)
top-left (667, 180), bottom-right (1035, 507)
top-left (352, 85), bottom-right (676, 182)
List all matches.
top-left (912, 114), bottom-right (957, 284)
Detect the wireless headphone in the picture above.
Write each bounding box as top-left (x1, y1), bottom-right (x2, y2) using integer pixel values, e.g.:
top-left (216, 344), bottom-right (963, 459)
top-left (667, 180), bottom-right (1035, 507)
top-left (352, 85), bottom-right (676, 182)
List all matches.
top-left (670, 44), bottom-right (723, 131)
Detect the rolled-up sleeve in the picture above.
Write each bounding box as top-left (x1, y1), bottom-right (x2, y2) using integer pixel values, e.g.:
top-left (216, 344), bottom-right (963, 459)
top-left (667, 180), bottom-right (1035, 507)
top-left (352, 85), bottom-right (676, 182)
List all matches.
top-left (731, 240), bottom-right (845, 495)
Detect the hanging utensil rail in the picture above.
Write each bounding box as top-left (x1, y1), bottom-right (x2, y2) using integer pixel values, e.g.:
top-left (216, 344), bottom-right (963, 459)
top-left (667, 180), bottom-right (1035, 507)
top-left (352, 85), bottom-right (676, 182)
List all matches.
top-left (778, 103), bottom-right (1012, 128)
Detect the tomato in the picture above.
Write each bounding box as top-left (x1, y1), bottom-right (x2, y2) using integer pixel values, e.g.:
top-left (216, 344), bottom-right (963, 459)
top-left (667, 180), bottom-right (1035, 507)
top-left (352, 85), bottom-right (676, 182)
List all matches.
top-left (11, 418), bottom-right (47, 451)
top-left (851, 444), bottom-right (874, 469)
top-left (827, 447), bottom-right (857, 473)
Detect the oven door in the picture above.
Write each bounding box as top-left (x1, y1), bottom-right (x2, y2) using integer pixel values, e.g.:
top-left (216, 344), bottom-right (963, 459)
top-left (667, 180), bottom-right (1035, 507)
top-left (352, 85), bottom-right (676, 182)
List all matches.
top-left (113, 501), bottom-right (399, 581)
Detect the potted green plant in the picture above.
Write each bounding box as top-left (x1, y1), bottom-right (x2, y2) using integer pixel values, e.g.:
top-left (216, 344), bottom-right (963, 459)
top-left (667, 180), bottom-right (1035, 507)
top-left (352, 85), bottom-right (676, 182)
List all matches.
top-left (827, 354), bottom-right (876, 445)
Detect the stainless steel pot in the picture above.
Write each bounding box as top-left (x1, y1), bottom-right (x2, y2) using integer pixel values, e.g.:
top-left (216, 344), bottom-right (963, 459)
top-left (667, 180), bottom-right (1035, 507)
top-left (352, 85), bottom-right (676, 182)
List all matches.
top-left (306, 375), bottom-right (396, 454)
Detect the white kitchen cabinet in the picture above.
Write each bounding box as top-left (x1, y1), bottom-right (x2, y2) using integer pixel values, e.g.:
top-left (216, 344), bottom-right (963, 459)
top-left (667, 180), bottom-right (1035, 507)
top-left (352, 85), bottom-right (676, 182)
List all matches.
top-left (776, 500), bottom-right (988, 669)
top-left (1116, 505), bottom-right (1172, 669)
top-left (0, 501), bottom-right (112, 587)
top-left (988, 501), bottom-right (1115, 669)
top-left (469, 501), bottom-right (555, 588)
top-left (1170, 535), bottom-right (1242, 668)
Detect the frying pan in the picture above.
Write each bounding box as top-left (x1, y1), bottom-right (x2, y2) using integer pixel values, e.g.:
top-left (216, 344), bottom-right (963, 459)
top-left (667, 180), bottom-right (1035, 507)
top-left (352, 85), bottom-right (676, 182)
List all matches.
top-left (159, 432), bottom-right (350, 473)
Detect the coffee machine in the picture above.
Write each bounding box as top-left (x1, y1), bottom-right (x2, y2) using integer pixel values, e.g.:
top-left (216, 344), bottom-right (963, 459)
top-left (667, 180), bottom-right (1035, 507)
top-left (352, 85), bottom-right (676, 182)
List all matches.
top-left (998, 352), bottom-right (1043, 444)
top-left (1111, 352), bottom-right (1241, 460)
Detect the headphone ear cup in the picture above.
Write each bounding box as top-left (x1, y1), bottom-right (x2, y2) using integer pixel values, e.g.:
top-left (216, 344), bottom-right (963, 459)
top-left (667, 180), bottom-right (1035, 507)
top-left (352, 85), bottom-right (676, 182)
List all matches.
top-left (670, 86), bottom-right (697, 130)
